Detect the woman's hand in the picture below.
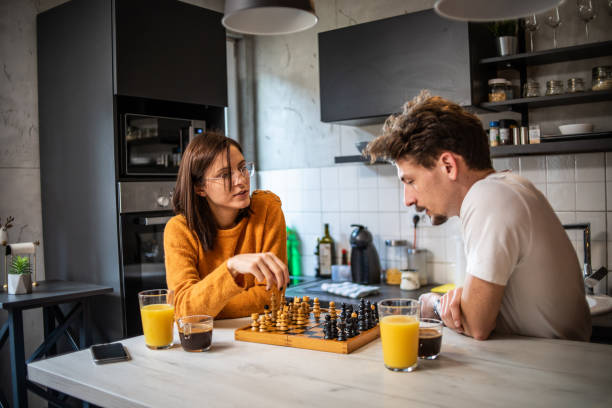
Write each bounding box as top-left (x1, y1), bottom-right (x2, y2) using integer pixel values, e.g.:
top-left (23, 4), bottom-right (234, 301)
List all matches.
top-left (226, 252), bottom-right (289, 290)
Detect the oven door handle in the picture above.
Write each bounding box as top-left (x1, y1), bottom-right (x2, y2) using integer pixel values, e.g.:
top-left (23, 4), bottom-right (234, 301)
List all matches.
top-left (139, 216), bottom-right (172, 226)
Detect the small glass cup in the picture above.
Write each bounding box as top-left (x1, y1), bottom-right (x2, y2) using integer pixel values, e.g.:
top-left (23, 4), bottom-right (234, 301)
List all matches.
top-left (138, 289), bottom-right (175, 350)
top-left (378, 298), bottom-right (420, 372)
top-left (177, 315), bottom-right (213, 352)
top-left (418, 318), bottom-right (443, 360)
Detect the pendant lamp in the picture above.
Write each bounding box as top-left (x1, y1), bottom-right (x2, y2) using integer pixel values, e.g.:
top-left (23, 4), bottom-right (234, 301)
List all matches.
top-left (434, 0), bottom-right (564, 21)
top-left (222, 0), bottom-right (318, 35)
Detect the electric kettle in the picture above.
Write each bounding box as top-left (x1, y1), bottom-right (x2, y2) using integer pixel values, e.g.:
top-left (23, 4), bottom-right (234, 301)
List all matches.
top-left (349, 224), bottom-right (381, 284)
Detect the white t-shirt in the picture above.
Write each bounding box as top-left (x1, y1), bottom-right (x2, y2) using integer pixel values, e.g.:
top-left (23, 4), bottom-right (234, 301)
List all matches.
top-left (460, 172), bottom-right (591, 341)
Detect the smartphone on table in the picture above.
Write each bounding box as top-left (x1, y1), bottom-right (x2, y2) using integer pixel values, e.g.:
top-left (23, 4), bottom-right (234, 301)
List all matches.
top-left (90, 342), bottom-right (131, 364)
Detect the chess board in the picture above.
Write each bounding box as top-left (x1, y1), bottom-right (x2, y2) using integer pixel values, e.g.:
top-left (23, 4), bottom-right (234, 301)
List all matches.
top-left (234, 309), bottom-right (380, 354)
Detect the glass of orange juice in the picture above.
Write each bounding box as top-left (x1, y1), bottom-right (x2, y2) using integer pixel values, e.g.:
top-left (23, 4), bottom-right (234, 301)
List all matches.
top-left (138, 289), bottom-right (175, 350)
top-left (378, 298), bottom-right (420, 372)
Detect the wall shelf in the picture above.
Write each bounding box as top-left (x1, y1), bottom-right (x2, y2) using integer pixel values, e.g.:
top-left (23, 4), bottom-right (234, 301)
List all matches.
top-left (479, 40), bottom-right (612, 68)
top-left (335, 133), bottom-right (612, 162)
top-left (480, 90), bottom-right (612, 111)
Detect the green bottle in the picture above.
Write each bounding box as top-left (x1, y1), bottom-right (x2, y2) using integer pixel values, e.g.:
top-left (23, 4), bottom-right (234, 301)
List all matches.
top-left (286, 227), bottom-right (302, 277)
top-left (317, 223), bottom-right (335, 278)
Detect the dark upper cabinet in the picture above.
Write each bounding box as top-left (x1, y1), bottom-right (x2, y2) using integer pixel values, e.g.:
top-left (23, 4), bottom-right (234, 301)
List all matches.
top-left (318, 9), bottom-right (495, 125)
top-left (115, 0), bottom-right (227, 106)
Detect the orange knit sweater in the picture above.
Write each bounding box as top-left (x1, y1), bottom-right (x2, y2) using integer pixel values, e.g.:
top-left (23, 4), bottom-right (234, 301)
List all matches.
top-left (164, 190), bottom-right (287, 319)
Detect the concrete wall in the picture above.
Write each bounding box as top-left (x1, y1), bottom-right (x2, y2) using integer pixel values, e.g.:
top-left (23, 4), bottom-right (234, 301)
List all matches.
top-left (253, 0), bottom-right (612, 293)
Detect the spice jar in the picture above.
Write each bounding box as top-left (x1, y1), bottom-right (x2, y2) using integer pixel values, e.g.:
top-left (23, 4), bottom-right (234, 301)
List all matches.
top-left (488, 78), bottom-right (507, 102)
top-left (523, 81), bottom-right (540, 97)
top-left (489, 121), bottom-right (500, 147)
top-left (499, 119), bottom-right (517, 145)
top-left (567, 78), bottom-right (585, 93)
top-left (592, 66), bottom-right (612, 91)
top-left (545, 80), bottom-right (564, 96)
top-left (385, 240), bottom-right (408, 285)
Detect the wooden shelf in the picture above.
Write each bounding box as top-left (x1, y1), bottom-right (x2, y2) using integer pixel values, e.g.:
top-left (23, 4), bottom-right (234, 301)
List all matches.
top-left (479, 40), bottom-right (612, 68)
top-left (334, 155), bottom-right (386, 164)
top-left (480, 90), bottom-right (612, 111)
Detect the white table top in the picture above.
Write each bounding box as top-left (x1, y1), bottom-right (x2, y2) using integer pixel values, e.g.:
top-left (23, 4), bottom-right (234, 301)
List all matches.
top-left (28, 318), bottom-right (612, 408)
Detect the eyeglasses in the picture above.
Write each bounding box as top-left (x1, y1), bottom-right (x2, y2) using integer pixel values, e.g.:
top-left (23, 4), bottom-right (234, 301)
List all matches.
top-left (205, 162), bottom-right (255, 183)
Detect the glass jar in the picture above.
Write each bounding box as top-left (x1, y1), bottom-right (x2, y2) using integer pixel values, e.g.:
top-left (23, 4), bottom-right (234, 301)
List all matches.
top-left (489, 121), bottom-right (500, 147)
top-left (505, 80), bottom-right (514, 100)
top-left (499, 119), bottom-right (517, 145)
top-left (523, 81), bottom-right (540, 97)
top-left (488, 78), bottom-right (507, 102)
top-left (592, 66), bottom-right (612, 91)
top-left (545, 80), bottom-right (564, 96)
top-left (567, 77), bottom-right (585, 93)
top-left (385, 240), bottom-right (408, 285)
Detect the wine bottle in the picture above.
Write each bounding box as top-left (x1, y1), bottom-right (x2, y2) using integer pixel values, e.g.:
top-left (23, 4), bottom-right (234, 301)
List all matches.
top-left (317, 223), bottom-right (335, 277)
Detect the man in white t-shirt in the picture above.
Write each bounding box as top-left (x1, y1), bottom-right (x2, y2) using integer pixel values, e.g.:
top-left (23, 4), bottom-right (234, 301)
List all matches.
top-left (365, 91), bottom-right (591, 341)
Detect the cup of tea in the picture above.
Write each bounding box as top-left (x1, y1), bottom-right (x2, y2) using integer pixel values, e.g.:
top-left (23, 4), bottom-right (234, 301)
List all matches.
top-left (138, 289), bottom-right (175, 350)
top-left (378, 298), bottom-right (420, 372)
top-left (418, 318), bottom-right (443, 359)
top-left (177, 315), bottom-right (213, 352)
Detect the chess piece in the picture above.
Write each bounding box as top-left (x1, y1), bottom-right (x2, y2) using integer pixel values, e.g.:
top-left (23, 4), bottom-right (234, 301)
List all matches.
top-left (337, 319), bottom-right (346, 341)
top-left (313, 297), bottom-right (321, 319)
top-left (351, 312), bottom-right (359, 335)
top-left (329, 301), bottom-right (337, 320)
top-left (296, 306), bottom-right (306, 327)
top-left (303, 296), bottom-right (310, 315)
top-left (323, 314), bottom-right (332, 339)
top-left (270, 293), bottom-right (278, 324)
top-left (331, 318), bottom-right (338, 339)
top-left (279, 312), bottom-right (288, 332)
top-left (258, 315), bottom-right (267, 332)
top-left (251, 313), bottom-right (259, 331)
top-left (373, 303), bottom-right (379, 323)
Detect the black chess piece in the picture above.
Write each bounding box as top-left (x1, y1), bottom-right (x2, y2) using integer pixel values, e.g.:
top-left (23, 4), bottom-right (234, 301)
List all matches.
top-left (324, 314), bottom-right (332, 339)
top-left (358, 310), bottom-right (366, 331)
top-left (337, 319), bottom-right (346, 341)
top-left (331, 318), bottom-right (338, 339)
top-left (373, 304), bottom-right (379, 323)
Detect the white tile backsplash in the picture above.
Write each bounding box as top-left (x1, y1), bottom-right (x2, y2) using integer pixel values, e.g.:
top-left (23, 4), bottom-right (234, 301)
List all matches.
top-left (546, 155), bottom-right (575, 183)
top-left (320, 166), bottom-right (339, 190)
top-left (358, 188), bottom-right (378, 212)
top-left (492, 157), bottom-right (519, 172)
top-left (302, 189), bottom-right (321, 212)
top-left (575, 182), bottom-right (605, 211)
top-left (556, 211), bottom-right (577, 240)
top-left (301, 168), bottom-right (321, 190)
top-left (607, 182), bottom-right (612, 211)
top-left (378, 212), bottom-right (401, 237)
top-left (358, 165), bottom-right (378, 188)
top-left (378, 188), bottom-right (400, 212)
top-left (519, 156), bottom-right (546, 183)
top-left (575, 153), bottom-right (605, 182)
top-left (575, 211), bottom-right (606, 241)
top-left (547, 182), bottom-right (576, 211)
top-left (377, 165), bottom-right (399, 189)
top-left (606, 153), bottom-right (612, 180)
top-left (339, 189), bottom-right (359, 212)
top-left (321, 189), bottom-right (340, 212)
top-left (338, 165), bottom-right (359, 189)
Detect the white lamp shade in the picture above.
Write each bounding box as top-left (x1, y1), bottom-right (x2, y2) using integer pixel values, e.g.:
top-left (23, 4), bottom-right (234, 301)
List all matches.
top-left (223, 0), bottom-right (318, 35)
top-left (435, 0), bottom-right (565, 22)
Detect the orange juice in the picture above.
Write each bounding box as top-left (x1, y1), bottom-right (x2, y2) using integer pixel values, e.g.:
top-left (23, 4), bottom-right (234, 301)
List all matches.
top-left (140, 303), bottom-right (175, 348)
top-left (380, 315), bottom-right (419, 370)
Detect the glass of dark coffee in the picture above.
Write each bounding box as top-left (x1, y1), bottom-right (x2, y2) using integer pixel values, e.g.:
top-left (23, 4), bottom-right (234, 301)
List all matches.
top-left (177, 315), bottom-right (213, 352)
top-left (418, 318), bottom-right (442, 359)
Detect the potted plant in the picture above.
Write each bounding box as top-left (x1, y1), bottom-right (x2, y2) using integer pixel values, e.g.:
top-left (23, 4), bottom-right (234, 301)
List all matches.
top-left (8, 255), bottom-right (32, 294)
top-left (487, 20), bottom-right (518, 56)
top-left (1, 216), bottom-right (14, 245)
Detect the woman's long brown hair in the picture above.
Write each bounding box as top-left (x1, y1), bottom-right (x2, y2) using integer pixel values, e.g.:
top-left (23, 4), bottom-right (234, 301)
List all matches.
top-left (173, 133), bottom-right (251, 251)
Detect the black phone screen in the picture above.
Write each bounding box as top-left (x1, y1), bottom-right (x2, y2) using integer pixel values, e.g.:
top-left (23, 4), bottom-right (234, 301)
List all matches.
top-left (90, 343), bottom-right (130, 364)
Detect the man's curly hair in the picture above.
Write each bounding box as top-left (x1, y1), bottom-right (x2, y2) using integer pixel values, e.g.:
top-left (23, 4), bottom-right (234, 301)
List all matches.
top-left (364, 90), bottom-right (492, 170)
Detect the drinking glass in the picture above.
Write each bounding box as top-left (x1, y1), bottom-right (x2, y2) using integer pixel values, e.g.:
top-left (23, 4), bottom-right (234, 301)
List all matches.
top-left (545, 7), bottom-right (561, 48)
top-left (177, 315), bottom-right (213, 352)
top-left (577, 0), bottom-right (597, 41)
top-left (524, 14), bottom-right (539, 52)
top-left (139, 289), bottom-right (175, 350)
top-left (378, 298), bottom-right (420, 372)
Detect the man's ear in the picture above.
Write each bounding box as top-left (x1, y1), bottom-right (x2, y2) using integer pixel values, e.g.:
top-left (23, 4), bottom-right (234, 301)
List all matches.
top-left (438, 152), bottom-right (459, 181)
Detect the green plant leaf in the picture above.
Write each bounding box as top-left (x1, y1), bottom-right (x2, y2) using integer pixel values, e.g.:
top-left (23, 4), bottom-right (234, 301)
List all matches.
top-left (9, 255), bottom-right (31, 275)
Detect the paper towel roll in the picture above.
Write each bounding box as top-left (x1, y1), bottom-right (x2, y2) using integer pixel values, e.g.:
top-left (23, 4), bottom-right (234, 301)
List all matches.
top-left (8, 242), bottom-right (37, 255)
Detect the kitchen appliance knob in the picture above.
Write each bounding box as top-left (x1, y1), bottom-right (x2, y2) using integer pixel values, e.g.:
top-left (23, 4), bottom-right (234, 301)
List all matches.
top-left (157, 195), bottom-right (170, 208)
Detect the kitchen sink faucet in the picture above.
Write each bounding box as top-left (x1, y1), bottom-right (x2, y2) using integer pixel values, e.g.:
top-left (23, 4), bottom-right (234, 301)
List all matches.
top-left (563, 223), bottom-right (608, 295)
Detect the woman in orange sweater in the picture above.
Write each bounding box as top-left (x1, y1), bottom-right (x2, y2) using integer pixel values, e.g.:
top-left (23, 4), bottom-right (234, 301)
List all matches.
top-left (165, 133), bottom-right (289, 319)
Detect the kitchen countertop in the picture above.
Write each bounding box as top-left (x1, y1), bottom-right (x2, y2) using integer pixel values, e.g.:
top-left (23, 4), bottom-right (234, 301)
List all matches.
top-left (28, 317), bottom-right (612, 407)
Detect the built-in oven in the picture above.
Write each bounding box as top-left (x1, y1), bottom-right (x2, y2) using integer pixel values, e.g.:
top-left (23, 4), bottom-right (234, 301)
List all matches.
top-left (118, 181), bottom-right (175, 337)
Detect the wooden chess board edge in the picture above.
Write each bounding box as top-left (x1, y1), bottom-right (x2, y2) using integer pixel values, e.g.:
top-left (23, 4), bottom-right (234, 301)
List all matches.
top-left (346, 325), bottom-right (380, 353)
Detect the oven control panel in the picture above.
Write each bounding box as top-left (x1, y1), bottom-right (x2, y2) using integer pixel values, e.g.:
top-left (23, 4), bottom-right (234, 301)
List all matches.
top-left (118, 181), bottom-right (175, 213)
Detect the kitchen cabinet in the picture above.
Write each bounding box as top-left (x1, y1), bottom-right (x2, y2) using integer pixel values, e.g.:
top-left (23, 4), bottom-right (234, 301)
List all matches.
top-left (115, 0), bottom-right (227, 106)
top-left (318, 9), bottom-right (495, 125)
